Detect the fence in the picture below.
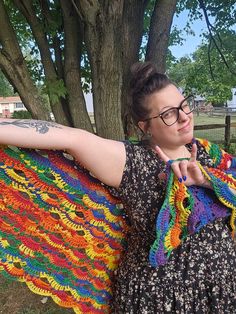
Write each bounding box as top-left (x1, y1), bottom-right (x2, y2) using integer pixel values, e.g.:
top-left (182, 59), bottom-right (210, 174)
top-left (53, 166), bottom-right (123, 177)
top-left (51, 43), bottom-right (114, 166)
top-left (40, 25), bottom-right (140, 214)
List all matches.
top-left (194, 108), bottom-right (236, 151)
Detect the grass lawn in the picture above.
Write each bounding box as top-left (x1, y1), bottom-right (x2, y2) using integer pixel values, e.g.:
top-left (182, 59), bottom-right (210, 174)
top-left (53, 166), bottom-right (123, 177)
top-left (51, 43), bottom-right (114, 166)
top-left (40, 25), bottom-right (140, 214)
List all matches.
top-left (193, 113), bottom-right (236, 149)
top-left (194, 113), bottom-right (236, 125)
top-left (0, 274), bottom-right (74, 314)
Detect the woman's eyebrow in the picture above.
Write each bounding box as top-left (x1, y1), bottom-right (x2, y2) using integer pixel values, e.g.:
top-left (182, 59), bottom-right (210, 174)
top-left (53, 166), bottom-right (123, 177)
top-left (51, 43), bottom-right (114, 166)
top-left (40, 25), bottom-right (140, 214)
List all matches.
top-left (159, 105), bottom-right (178, 112)
top-left (160, 98), bottom-right (186, 111)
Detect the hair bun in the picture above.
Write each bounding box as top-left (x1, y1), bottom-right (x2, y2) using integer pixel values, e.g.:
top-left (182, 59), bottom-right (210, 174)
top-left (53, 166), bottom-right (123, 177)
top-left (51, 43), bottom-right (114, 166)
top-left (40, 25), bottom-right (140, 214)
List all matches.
top-left (128, 61), bottom-right (171, 126)
top-left (130, 61), bottom-right (158, 92)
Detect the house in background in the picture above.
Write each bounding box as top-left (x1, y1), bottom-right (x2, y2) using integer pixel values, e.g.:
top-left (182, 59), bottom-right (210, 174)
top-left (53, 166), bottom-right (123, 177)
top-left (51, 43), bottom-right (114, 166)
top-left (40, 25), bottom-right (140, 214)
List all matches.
top-left (226, 88), bottom-right (236, 110)
top-left (193, 88), bottom-right (236, 113)
top-left (1, 89), bottom-right (235, 120)
top-left (0, 96), bottom-right (27, 118)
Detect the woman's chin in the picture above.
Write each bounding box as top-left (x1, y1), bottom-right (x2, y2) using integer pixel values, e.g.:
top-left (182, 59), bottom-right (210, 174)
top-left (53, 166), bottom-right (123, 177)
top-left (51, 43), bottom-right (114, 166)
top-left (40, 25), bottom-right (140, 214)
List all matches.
top-left (181, 132), bottom-right (194, 145)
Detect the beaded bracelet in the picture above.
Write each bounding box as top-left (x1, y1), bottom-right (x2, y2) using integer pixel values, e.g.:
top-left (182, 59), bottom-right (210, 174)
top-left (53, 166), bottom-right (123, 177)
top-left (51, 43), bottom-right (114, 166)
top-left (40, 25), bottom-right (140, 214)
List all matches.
top-left (167, 157), bottom-right (190, 166)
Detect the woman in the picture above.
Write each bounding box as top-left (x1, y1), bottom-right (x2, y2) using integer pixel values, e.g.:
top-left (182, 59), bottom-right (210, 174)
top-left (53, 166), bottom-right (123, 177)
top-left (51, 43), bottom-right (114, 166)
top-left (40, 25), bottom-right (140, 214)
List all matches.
top-left (0, 62), bottom-right (235, 313)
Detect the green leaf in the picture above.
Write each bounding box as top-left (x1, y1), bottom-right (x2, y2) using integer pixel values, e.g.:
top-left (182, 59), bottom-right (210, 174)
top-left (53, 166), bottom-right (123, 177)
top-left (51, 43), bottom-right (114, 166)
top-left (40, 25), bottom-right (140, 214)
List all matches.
top-left (43, 79), bottom-right (67, 105)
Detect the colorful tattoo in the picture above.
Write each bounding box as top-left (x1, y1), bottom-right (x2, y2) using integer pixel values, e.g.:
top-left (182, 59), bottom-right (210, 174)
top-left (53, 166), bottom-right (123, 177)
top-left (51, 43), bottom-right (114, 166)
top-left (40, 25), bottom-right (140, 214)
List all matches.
top-left (0, 120), bottom-right (62, 134)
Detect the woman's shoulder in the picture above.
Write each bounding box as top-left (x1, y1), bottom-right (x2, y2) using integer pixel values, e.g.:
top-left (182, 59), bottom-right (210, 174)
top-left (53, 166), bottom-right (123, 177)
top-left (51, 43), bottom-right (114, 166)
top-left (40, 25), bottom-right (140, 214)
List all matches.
top-left (124, 140), bottom-right (159, 163)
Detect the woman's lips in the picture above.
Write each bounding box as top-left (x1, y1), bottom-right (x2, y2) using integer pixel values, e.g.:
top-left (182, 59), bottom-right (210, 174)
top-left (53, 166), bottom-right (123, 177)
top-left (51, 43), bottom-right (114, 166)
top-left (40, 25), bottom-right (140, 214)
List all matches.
top-left (178, 121), bottom-right (191, 132)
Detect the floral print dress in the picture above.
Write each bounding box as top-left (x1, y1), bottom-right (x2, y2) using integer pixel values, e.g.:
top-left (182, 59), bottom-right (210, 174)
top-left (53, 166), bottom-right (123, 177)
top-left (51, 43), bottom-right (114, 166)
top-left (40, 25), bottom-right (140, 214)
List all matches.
top-left (110, 141), bottom-right (236, 314)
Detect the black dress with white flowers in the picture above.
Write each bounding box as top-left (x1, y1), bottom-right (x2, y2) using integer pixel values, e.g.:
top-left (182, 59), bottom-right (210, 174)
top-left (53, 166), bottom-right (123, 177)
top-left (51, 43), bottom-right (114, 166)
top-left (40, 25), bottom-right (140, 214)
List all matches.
top-left (110, 141), bottom-right (236, 314)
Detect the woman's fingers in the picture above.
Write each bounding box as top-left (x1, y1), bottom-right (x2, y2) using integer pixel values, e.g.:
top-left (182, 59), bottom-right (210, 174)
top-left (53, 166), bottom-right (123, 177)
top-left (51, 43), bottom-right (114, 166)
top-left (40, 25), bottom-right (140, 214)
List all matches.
top-left (154, 145), bottom-right (169, 163)
top-left (170, 162), bottom-right (184, 182)
top-left (155, 141), bottom-right (200, 184)
top-left (155, 145), bottom-right (190, 182)
top-left (155, 146), bottom-right (183, 182)
top-left (179, 160), bottom-right (188, 182)
top-left (190, 142), bottom-right (197, 162)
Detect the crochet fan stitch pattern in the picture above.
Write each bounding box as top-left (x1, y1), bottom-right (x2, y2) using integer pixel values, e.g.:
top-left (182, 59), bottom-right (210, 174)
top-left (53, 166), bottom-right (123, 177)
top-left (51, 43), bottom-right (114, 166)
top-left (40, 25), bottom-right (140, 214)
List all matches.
top-left (149, 138), bottom-right (236, 267)
top-left (0, 145), bottom-right (128, 314)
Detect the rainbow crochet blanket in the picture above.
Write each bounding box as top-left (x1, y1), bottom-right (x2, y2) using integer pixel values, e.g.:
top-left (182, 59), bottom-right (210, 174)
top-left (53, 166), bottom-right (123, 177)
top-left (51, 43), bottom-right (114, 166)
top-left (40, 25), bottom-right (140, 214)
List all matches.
top-left (0, 145), bottom-right (128, 313)
top-left (0, 139), bottom-right (236, 312)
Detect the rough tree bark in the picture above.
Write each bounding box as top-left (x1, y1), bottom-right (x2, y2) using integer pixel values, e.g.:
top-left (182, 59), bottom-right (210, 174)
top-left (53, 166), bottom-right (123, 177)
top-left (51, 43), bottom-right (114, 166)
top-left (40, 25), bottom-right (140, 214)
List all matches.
top-left (0, 0), bottom-right (49, 120)
top-left (75, 0), bottom-right (125, 140)
top-left (0, 0), bottom-right (179, 139)
top-left (121, 0), bottom-right (149, 137)
top-left (60, 0), bottom-right (93, 132)
top-left (13, 0), bottom-right (70, 126)
top-left (121, 0), bottom-right (177, 136)
top-left (146, 0), bottom-right (178, 73)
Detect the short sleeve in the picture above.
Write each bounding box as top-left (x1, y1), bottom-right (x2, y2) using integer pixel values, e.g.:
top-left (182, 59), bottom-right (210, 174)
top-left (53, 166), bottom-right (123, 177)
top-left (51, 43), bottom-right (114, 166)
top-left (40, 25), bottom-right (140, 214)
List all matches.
top-left (108, 142), bottom-right (165, 205)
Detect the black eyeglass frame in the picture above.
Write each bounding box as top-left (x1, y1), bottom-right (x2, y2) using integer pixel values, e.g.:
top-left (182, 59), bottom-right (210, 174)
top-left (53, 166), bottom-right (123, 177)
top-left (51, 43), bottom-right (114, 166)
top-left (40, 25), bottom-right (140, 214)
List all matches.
top-left (142, 94), bottom-right (195, 126)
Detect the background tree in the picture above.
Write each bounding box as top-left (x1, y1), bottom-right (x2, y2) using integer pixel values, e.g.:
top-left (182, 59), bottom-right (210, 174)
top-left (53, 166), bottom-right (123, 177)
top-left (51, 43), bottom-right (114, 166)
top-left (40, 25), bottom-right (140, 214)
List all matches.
top-left (0, 0), bottom-right (178, 139)
top-left (168, 29), bottom-right (236, 105)
top-left (0, 0), bottom-right (235, 139)
top-left (0, 70), bottom-right (13, 96)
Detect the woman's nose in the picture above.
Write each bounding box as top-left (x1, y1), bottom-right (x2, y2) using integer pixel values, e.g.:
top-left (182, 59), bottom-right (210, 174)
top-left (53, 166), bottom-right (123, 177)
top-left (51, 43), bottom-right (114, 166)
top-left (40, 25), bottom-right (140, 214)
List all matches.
top-left (178, 108), bottom-right (189, 121)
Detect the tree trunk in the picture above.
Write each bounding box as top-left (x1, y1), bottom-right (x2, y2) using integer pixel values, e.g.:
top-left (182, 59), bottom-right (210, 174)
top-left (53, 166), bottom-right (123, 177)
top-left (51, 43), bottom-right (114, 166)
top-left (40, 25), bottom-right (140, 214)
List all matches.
top-left (146, 0), bottom-right (178, 73)
top-left (121, 0), bottom-right (148, 137)
top-left (60, 0), bottom-right (94, 132)
top-left (0, 0), bottom-right (49, 120)
top-left (13, 0), bottom-right (70, 126)
top-left (75, 0), bottom-right (124, 140)
top-left (1, 0), bottom-right (181, 139)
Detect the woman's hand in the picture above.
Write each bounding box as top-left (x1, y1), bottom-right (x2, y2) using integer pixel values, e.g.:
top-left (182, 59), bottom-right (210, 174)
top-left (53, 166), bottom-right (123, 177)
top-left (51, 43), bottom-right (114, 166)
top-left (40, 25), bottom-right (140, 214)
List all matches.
top-left (155, 142), bottom-right (212, 189)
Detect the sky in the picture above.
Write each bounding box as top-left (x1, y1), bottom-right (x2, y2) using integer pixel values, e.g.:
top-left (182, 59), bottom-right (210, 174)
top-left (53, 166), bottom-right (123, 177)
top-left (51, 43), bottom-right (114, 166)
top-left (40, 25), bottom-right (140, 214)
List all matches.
top-left (169, 10), bottom-right (208, 59)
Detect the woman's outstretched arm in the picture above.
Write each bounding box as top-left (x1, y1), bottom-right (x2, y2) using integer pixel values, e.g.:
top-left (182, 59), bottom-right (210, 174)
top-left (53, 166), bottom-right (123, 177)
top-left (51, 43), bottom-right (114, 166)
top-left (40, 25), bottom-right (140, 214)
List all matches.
top-left (0, 118), bottom-right (126, 188)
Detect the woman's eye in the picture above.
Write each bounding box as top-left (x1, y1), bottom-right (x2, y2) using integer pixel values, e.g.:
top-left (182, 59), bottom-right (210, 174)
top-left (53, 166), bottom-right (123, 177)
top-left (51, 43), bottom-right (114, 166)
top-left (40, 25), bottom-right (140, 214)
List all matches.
top-left (162, 109), bottom-right (175, 119)
top-left (182, 102), bottom-right (189, 109)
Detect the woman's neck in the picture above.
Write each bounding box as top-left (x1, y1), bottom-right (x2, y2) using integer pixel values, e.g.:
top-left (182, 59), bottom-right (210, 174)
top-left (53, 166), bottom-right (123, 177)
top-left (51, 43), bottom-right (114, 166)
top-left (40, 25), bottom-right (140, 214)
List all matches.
top-left (150, 142), bottom-right (191, 160)
top-left (162, 145), bottom-right (191, 160)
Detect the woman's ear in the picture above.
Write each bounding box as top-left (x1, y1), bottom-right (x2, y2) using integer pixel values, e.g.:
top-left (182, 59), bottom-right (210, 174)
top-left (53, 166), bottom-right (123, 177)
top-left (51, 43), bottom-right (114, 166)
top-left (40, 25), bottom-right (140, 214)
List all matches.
top-left (138, 121), bottom-right (146, 134)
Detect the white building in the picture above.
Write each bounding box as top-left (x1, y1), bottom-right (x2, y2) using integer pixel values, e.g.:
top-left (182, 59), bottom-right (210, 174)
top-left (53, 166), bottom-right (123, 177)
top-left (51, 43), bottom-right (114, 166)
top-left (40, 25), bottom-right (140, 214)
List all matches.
top-left (0, 96), bottom-right (27, 118)
top-left (226, 88), bottom-right (236, 109)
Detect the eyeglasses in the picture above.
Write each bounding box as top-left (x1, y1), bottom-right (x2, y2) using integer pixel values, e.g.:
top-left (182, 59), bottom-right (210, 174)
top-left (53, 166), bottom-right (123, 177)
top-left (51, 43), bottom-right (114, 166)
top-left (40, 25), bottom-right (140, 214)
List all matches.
top-left (143, 95), bottom-right (195, 126)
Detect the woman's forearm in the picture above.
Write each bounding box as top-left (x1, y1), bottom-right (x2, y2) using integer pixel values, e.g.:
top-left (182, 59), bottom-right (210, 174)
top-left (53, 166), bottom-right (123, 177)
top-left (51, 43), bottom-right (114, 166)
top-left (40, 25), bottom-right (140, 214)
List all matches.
top-left (0, 118), bottom-right (126, 188)
top-left (0, 118), bottom-right (72, 150)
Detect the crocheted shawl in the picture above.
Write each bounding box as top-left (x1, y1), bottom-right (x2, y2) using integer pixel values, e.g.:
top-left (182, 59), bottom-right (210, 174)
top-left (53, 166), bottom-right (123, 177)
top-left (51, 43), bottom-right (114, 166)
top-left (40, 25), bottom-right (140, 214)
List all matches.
top-left (0, 139), bottom-right (235, 312)
top-left (149, 138), bottom-right (236, 267)
top-left (0, 145), bottom-right (128, 314)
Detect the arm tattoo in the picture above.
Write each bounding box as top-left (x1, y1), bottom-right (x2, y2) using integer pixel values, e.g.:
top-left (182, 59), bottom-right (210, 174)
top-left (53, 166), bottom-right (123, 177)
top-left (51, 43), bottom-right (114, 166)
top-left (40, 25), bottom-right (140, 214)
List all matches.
top-left (0, 119), bottom-right (62, 134)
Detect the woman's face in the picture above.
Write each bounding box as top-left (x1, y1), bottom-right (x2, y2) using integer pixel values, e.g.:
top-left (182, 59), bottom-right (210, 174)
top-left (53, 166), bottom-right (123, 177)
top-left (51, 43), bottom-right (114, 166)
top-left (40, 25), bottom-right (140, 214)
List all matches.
top-left (139, 84), bottom-right (194, 149)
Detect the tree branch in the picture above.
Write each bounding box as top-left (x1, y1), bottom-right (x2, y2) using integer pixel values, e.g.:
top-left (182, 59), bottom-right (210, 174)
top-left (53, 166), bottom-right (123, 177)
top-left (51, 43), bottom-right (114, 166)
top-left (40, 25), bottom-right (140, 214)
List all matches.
top-left (71, 0), bottom-right (100, 25)
top-left (39, 0), bottom-right (64, 79)
top-left (60, 0), bottom-right (93, 131)
top-left (207, 38), bottom-right (214, 80)
top-left (146, 0), bottom-right (178, 73)
top-left (198, 0), bottom-right (236, 75)
top-left (70, 0), bottom-right (83, 21)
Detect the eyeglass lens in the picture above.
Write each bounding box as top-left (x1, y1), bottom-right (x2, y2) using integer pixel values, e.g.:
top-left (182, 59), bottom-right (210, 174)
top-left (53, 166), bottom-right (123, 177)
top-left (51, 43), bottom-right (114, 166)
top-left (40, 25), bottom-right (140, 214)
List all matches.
top-left (161, 96), bottom-right (195, 126)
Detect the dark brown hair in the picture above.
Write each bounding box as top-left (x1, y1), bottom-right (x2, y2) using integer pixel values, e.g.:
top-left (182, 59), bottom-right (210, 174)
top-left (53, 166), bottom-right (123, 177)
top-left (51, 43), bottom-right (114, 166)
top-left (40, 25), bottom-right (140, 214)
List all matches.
top-left (129, 61), bottom-right (171, 126)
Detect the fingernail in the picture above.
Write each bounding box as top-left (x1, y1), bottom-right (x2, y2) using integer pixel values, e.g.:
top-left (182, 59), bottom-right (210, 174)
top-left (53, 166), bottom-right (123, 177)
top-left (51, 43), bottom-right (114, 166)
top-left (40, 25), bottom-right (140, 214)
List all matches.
top-left (183, 176), bottom-right (187, 181)
top-left (178, 177), bottom-right (182, 183)
top-left (192, 138), bottom-right (196, 144)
